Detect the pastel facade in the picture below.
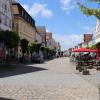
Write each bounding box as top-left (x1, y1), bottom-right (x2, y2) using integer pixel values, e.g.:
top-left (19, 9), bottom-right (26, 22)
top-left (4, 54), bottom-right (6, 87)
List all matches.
top-left (12, 3), bottom-right (36, 44)
top-left (12, 2), bottom-right (36, 58)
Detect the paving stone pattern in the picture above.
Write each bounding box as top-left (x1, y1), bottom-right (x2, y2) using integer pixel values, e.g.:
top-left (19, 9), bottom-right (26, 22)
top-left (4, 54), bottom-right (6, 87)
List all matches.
top-left (0, 85), bottom-right (99, 100)
top-left (0, 58), bottom-right (99, 100)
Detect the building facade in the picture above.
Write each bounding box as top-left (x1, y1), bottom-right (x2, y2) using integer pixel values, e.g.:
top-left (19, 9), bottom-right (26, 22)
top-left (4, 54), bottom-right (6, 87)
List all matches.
top-left (54, 42), bottom-right (61, 52)
top-left (46, 32), bottom-right (52, 42)
top-left (36, 26), bottom-right (46, 45)
top-left (46, 32), bottom-right (53, 49)
top-left (0, 0), bottom-right (12, 30)
top-left (35, 33), bottom-right (42, 44)
top-left (95, 20), bottom-right (100, 43)
top-left (84, 34), bottom-right (93, 43)
top-left (12, 2), bottom-right (36, 58)
top-left (47, 38), bottom-right (55, 49)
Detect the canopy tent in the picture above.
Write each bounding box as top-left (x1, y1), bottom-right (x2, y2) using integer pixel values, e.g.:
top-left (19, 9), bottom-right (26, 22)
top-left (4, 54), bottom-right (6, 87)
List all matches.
top-left (72, 48), bottom-right (92, 52)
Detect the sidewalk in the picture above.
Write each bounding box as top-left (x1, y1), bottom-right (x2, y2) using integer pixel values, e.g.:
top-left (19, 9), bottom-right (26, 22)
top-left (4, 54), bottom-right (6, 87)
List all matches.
top-left (0, 57), bottom-right (99, 100)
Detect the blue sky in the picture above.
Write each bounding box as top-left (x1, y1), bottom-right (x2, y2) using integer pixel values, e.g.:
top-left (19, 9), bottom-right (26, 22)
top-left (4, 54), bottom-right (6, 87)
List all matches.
top-left (17, 0), bottom-right (96, 50)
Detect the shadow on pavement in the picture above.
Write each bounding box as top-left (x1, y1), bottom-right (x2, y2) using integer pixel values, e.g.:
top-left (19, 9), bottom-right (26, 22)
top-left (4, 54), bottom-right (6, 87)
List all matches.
top-left (0, 64), bottom-right (47, 78)
top-left (0, 97), bottom-right (14, 100)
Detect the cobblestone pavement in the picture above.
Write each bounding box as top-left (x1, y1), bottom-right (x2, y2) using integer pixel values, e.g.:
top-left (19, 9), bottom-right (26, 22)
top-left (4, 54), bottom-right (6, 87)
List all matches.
top-left (0, 57), bottom-right (99, 100)
top-left (77, 69), bottom-right (100, 87)
top-left (0, 84), bottom-right (98, 100)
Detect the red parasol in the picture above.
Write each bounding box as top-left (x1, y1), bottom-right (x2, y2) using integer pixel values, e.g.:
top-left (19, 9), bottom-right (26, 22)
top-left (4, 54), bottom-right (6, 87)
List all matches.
top-left (90, 50), bottom-right (100, 52)
top-left (72, 48), bottom-right (92, 52)
top-left (90, 50), bottom-right (100, 57)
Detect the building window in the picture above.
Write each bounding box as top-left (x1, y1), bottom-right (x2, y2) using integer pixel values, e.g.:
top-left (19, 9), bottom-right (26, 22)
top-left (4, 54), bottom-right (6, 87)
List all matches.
top-left (4, 5), bottom-right (7, 12)
top-left (20, 49), bottom-right (22, 52)
top-left (22, 10), bottom-right (24, 16)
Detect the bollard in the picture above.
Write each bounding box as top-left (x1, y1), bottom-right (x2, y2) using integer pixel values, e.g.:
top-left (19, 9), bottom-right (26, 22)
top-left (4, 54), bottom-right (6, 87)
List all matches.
top-left (82, 66), bottom-right (90, 75)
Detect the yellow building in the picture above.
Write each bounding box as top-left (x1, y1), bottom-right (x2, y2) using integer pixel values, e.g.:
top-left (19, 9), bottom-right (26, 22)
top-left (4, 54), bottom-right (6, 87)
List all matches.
top-left (12, 2), bottom-right (36, 58)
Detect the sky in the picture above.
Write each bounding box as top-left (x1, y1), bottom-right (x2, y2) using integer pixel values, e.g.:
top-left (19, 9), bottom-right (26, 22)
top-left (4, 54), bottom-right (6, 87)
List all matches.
top-left (17, 0), bottom-right (97, 50)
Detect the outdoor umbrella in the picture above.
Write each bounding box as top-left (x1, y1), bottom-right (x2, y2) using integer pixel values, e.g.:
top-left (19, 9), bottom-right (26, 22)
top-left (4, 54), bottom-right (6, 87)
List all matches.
top-left (90, 50), bottom-right (100, 52)
top-left (90, 50), bottom-right (100, 57)
top-left (72, 48), bottom-right (92, 52)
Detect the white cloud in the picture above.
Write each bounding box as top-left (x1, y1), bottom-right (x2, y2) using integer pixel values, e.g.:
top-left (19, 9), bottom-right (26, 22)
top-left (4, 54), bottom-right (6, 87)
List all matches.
top-left (82, 26), bottom-right (92, 30)
top-left (46, 28), bottom-right (50, 32)
top-left (60, 0), bottom-right (76, 14)
top-left (77, 22), bottom-right (95, 33)
top-left (22, 2), bottom-right (53, 18)
top-left (82, 26), bottom-right (96, 33)
top-left (53, 33), bottom-right (83, 50)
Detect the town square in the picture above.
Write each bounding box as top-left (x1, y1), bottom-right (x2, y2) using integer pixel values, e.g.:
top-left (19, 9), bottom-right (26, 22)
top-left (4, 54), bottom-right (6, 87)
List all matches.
top-left (1, 0), bottom-right (100, 100)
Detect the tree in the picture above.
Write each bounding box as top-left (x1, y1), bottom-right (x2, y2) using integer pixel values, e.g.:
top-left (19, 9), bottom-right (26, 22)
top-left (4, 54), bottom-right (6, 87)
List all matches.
top-left (30, 42), bottom-right (41, 53)
top-left (29, 42), bottom-right (42, 61)
top-left (29, 43), bottom-right (37, 60)
top-left (5, 30), bottom-right (19, 49)
top-left (96, 42), bottom-right (100, 49)
top-left (0, 30), bottom-right (19, 49)
top-left (78, 0), bottom-right (100, 19)
top-left (96, 42), bottom-right (100, 56)
top-left (0, 30), bottom-right (4, 42)
top-left (90, 44), bottom-right (97, 49)
top-left (20, 39), bottom-right (29, 58)
top-left (0, 30), bottom-right (20, 61)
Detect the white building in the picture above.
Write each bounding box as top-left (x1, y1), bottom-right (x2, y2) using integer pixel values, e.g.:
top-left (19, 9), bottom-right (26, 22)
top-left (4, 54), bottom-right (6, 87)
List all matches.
top-left (0, 0), bottom-right (12, 30)
top-left (47, 38), bottom-right (55, 49)
top-left (95, 20), bottom-right (100, 43)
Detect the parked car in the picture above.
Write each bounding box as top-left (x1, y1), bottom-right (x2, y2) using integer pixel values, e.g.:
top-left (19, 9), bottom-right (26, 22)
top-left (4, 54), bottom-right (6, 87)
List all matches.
top-left (32, 52), bottom-right (44, 63)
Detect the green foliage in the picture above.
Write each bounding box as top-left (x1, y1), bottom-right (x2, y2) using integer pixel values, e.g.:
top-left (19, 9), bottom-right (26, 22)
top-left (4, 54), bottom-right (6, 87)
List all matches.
top-left (90, 44), bottom-right (97, 49)
top-left (40, 46), bottom-right (56, 55)
top-left (29, 42), bottom-right (41, 53)
top-left (40, 46), bottom-right (50, 52)
top-left (96, 42), bottom-right (100, 49)
top-left (86, 47), bottom-right (90, 49)
top-left (78, 0), bottom-right (100, 19)
top-left (29, 41), bottom-right (56, 56)
top-left (51, 49), bottom-right (56, 55)
top-left (85, 0), bottom-right (100, 3)
top-left (40, 46), bottom-right (45, 52)
top-left (0, 30), bottom-right (19, 49)
top-left (0, 30), bottom-right (4, 42)
top-left (20, 39), bottom-right (29, 54)
top-left (90, 42), bottom-right (100, 50)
